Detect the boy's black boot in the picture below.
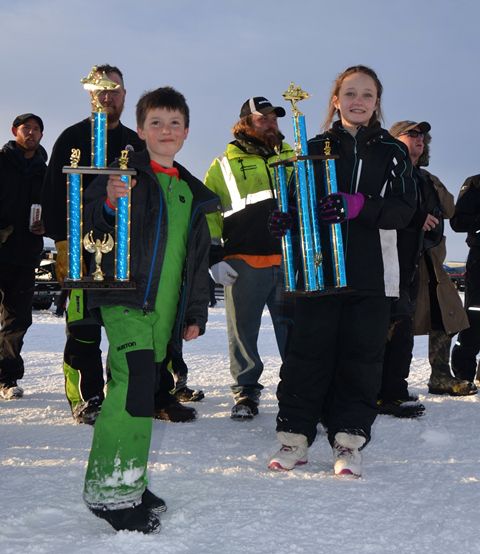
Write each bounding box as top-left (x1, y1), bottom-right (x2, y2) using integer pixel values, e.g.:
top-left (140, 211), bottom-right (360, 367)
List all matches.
top-left (89, 503), bottom-right (161, 534)
top-left (142, 488), bottom-right (167, 513)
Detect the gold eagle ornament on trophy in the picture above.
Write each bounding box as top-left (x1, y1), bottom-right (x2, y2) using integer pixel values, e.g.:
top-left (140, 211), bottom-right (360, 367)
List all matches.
top-left (83, 231), bottom-right (114, 281)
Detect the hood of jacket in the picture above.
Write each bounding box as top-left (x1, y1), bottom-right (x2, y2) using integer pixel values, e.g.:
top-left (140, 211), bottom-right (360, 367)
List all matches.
top-left (1, 140), bottom-right (48, 173)
top-left (232, 131), bottom-right (286, 158)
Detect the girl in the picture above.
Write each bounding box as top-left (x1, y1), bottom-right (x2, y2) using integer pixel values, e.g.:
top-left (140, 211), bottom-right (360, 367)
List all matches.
top-left (268, 65), bottom-right (417, 477)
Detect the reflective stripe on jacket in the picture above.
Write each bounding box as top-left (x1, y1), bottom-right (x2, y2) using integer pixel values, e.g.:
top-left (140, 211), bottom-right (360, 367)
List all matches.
top-left (204, 141), bottom-right (294, 256)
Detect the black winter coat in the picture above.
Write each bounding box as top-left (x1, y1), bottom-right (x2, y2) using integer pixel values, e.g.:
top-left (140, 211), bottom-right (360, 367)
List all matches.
top-left (308, 121), bottom-right (417, 296)
top-left (0, 141), bottom-right (47, 267)
top-left (84, 150), bottom-right (219, 347)
top-left (392, 166), bottom-right (445, 317)
top-left (42, 118), bottom-right (144, 242)
top-left (450, 174), bottom-right (480, 247)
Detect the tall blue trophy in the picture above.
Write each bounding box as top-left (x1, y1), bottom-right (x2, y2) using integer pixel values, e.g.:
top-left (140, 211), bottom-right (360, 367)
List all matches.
top-left (62, 66), bottom-right (135, 289)
top-left (271, 82), bottom-right (347, 294)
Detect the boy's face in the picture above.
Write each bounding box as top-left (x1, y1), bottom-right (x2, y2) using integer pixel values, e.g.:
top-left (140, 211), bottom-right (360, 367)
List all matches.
top-left (137, 108), bottom-right (188, 167)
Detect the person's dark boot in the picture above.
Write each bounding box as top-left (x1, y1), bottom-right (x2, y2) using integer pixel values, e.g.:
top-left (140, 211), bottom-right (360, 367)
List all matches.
top-left (72, 396), bottom-right (103, 425)
top-left (231, 398), bottom-right (259, 420)
top-left (0, 381), bottom-right (24, 400)
top-left (154, 394), bottom-right (197, 422)
top-left (142, 488), bottom-right (167, 513)
top-left (174, 386), bottom-right (205, 402)
top-left (377, 398), bottom-right (425, 418)
top-left (428, 374), bottom-right (477, 396)
top-left (89, 503), bottom-right (161, 534)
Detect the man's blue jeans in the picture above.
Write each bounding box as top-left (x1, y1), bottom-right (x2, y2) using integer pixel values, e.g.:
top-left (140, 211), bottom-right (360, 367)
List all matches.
top-left (224, 259), bottom-right (290, 403)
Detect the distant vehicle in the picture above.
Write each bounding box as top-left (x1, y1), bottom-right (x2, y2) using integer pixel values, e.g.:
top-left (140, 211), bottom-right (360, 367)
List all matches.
top-left (443, 262), bottom-right (466, 292)
top-left (33, 245), bottom-right (61, 310)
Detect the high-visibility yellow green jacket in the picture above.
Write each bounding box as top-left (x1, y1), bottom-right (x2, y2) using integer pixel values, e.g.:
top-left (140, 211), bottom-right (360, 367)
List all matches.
top-left (204, 139), bottom-right (294, 258)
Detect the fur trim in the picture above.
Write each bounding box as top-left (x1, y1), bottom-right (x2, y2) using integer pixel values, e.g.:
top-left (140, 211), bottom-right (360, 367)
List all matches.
top-left (277, 431), bottom-right (308, 448)
top-left (334, 431), bottom-right (366, 450)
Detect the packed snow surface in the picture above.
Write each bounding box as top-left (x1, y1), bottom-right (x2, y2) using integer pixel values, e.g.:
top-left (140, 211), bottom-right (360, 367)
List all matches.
top-left (1, 303), bottom-right (479, 554)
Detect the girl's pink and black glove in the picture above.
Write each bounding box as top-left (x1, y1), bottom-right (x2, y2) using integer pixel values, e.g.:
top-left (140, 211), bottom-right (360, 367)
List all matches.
top-left (319, 192), bottom-right (365, 224)
top-left (268, 210), bottom-right (293, 238)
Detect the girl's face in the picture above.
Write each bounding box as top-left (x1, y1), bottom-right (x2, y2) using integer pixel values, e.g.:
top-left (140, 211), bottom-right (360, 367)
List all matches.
top-left (333, 72), bottom-right (379, 130)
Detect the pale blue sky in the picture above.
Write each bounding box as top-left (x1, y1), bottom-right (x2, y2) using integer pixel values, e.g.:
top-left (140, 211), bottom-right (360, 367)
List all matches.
top-left (0, 0), bottom-right (477, 259)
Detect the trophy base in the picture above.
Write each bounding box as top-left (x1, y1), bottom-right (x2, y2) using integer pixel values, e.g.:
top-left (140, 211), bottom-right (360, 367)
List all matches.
top-left (63, 277), bottom-right (136, 290)
top-left (63, 166), bottom-right (137, 176)
top-left (284, 285), bottom-right (353, 297)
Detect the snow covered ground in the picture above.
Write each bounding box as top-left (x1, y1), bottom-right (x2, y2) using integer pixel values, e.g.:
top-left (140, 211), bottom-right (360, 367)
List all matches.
top-left (1, 302), bottom-right (480, 554)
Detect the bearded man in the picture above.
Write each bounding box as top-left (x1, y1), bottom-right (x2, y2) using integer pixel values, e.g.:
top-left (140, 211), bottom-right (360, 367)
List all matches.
top-left (41, 64), bottom-right (144, 424)
top-left (0, 113), bottom-right (47, 399)
top-left (204, 96), bottom-right (294, 419)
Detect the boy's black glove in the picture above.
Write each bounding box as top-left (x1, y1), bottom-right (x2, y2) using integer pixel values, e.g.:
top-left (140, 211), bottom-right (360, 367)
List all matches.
top-left (268, 210), bottom-right (293, 238)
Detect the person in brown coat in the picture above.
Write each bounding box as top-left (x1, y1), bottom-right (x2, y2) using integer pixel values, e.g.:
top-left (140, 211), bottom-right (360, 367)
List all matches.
top-left (379, 121), bottom-right (475, 419)
top-left (412, 170), bottom-right (475, 396)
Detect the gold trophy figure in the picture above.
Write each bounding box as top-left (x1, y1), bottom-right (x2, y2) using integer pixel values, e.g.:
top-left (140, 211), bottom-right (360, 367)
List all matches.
top-left (81, 66), bottom-right (120, 112)
top-left (83, 231), bottom-right (114, 281)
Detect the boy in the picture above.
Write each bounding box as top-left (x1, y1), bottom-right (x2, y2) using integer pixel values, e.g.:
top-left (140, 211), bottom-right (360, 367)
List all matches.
top-left (82, 87), bottom-right (218, 533)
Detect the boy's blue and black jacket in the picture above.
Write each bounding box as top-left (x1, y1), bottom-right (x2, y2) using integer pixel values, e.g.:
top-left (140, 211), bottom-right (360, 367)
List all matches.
top-left (83, 149), bottom-right (220, 345)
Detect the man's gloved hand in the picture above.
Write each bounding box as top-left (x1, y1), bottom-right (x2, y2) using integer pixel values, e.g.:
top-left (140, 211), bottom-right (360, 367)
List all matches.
top-left (29, 220), bottom-right (45, 235)
top-left (0, 225), bottom-right (13, 247)
top-left (55, 240), bottom-right (68, 284)
top-left (268, 209), bottom-right (293, 238)
top-left (210, 261), bottom-right (239, 286)
top-left (319, 192), bottom-right (365, 224)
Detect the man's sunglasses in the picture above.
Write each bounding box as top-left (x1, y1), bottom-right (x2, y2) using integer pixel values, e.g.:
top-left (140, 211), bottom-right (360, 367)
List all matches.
top-left (400, 130), bottom-right (424, 138)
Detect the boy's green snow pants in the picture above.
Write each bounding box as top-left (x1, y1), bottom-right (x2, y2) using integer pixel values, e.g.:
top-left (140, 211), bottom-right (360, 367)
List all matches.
top-left (83, 304), bottom-right (174, 508)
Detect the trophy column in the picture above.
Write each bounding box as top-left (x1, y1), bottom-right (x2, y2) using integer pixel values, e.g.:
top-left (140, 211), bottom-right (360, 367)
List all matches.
top-left (271, 82), bottom-right (348, 295)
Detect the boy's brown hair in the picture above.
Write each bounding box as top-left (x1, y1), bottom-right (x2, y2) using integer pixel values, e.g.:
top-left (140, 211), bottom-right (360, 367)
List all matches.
top-left (136, 87), bottom-right (190, 129)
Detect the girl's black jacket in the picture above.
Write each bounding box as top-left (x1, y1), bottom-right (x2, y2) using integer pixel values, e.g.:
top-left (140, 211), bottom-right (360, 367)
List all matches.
top-left (308, 121), bottom-right (417, 296)
top-left (83, 150), bottom-right (220, 345)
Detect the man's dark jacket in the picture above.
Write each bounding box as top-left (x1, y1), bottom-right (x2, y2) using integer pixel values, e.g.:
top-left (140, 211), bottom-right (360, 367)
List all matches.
top-left (451, 174), bottom-right (480, 247)
top-left (0, 141), bottom-right (47, 266)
